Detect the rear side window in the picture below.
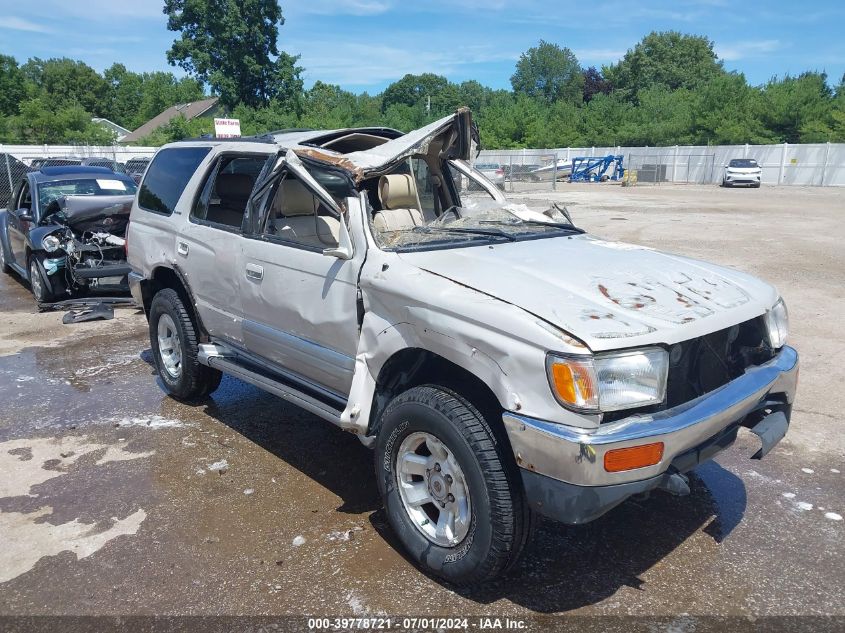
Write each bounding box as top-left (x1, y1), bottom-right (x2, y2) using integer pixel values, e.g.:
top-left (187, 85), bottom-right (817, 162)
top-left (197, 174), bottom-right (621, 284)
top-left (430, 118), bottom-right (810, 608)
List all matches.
top-left (139, 147), bottom-right (211, 215)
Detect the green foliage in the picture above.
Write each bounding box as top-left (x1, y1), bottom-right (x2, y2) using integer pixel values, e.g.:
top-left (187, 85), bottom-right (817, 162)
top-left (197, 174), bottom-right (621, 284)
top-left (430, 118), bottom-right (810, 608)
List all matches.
top-left (758, 72), bottom-right (835, 142)
top-left (21, 58), bottom-right (109, 115)
top-left (2, 97), bottom-right (115, 144)
top-left (1, 29), bottom-right (844, 147)
top-left (605, 31), bottom-right (723, 95)
top-left (0, 55), bottom-right (28, 117)
top-left (164, 0), bottom-right (302, 109)
top-left (511, 40), bottom-right (584, 105)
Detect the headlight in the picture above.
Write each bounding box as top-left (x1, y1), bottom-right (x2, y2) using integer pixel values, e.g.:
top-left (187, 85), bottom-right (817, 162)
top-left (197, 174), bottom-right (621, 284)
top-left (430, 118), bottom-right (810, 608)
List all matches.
top-left (42, 235), bottom-right (62, 252)
top-left (764, 298), bottom-right (789, 349)
top-left (546, 347), bottom-right (668, 413)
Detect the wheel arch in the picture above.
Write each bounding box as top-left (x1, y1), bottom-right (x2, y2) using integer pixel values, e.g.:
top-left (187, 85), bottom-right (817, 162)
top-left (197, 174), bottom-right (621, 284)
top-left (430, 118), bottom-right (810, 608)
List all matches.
top-left (141, 265), bottom-right (207, 337)
top-left (368, 347), bottom-right (513, 452)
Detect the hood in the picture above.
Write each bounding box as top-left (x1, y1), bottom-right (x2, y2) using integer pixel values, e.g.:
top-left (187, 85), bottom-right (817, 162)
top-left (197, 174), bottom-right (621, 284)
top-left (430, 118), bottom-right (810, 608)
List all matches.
top-left (398, 235), bottom-right (778, 352)
top-left (47, 194), bottom-right (134, 236)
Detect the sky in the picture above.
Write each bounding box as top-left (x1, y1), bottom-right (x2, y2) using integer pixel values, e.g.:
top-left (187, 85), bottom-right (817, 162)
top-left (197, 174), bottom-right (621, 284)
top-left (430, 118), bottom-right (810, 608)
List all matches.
top-left (0, 0), bottom-right (843, 93)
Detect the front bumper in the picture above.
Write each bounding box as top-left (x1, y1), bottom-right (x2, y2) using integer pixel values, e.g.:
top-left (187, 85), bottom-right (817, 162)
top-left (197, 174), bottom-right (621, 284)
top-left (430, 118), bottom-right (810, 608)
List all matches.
top-left (503, 345), bottom-right (798, 524)
top-left (725, 172), bottom-right (762, 185)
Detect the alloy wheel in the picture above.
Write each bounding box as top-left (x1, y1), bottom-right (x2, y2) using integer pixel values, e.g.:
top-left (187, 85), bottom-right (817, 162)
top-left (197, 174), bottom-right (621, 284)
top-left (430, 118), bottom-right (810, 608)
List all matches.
top-left (396, 431), bottom-right (472, 547)
top-left (157, 313), bottom-right (183, 379)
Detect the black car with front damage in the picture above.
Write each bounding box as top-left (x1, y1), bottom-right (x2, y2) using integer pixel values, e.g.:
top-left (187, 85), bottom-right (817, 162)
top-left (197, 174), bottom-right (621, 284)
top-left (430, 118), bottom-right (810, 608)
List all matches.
top-left (0, 166), bottom-right (137, 303)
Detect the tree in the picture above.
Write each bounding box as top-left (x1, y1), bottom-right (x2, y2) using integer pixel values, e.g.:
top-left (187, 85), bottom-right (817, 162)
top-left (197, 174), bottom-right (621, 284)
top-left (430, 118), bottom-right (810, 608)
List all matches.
top-left (604, 31), bottom-right (723, 96)
top-left (759, 72), bottom-right (834, 142)
top-left (4, 97), bottom-right (115, 144)
top-left (582, 66), bottom-right (611, 103)
top-left (382, 73), bottom-right (454, 115)
top-left (21, 58), bottom-right (108, 115)
top-left (510, 41), bottom-right (584, 105)
top-left (164, 0), bottom-right (302, 108)
top-left (103, 63), bottom-right (144, 128)
top-left (0, 55), bottom-right (28, 116)
top-left (691, 73), bottom-right (772, 144)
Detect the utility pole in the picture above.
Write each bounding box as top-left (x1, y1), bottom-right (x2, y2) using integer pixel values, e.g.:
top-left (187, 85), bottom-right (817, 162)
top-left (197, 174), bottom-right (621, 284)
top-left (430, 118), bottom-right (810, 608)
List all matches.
top-left (426, 95), bottom-right (431, 115)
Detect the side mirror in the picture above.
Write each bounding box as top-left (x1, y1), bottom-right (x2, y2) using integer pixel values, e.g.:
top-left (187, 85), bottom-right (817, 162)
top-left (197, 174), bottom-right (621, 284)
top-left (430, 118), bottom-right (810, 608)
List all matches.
top-left (17, 210), bottom-right (33, 223)
top-left (322, 211), bottom-right (353, 261)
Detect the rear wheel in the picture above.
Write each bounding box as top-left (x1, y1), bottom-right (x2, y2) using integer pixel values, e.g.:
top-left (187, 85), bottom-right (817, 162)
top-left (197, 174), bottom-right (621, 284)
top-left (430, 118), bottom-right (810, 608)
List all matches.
top-left (375, 385), bottom-right (531, 585)
top-left (149, 288), bottom-right (222, 401)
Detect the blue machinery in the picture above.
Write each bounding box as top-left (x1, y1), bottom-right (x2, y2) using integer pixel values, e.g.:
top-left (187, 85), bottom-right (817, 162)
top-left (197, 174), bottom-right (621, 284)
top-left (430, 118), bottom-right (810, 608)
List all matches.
top-left (569, 155), bottom-right (625, 182)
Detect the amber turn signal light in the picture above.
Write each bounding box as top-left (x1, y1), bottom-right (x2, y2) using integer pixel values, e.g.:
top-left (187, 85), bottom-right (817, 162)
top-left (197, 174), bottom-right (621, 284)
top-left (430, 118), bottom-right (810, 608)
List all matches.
top-left (604, 442), bottom-right (664, 472)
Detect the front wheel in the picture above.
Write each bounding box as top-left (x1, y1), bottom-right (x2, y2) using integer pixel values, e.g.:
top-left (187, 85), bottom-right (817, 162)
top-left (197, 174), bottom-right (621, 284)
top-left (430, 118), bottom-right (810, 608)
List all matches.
top-left (375, 385), bottom-right (531, 585)
top-left (149, 288), bottom-right (222, 401)
top-left (29, 255), bottom-right (56, 303)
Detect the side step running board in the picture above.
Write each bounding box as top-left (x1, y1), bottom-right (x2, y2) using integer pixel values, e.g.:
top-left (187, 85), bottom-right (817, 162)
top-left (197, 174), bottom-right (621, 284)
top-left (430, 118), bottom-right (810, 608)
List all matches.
top-left (199, 348), bottom-right (344, 427)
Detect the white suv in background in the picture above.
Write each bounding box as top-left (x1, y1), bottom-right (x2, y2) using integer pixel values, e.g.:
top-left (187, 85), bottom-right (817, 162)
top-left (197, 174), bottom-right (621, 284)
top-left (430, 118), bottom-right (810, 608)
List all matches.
top-left (722, 158), bottom-right (762, 188)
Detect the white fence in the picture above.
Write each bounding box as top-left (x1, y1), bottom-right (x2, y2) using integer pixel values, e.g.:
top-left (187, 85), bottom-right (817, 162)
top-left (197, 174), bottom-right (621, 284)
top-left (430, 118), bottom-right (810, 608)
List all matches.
top-left (0, 144), bottom-right (158, 164)
top-left (478, 142), bottom-right (845, 188)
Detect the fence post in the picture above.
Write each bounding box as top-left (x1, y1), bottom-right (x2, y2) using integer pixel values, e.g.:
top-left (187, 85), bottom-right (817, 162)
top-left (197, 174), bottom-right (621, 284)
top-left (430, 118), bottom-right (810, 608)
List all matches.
top-left (821, 142), bottom-right (831, 187)
top-left (552, 151), bottom-right (557, 192)
top-left (744, 143), bottom-right (749, 159)
top-left (778, 142), bottom-right (788, 185)
top-left (672, 145), bottom-right (678, 183)
top-left (508, 154), bottom-right (513, 193)
top-left (4, 150), bottom-right (14, 197)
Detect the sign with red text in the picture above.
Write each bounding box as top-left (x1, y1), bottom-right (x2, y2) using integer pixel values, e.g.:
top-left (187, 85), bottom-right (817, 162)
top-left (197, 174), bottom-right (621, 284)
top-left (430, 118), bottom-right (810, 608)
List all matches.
top-left (214, 118), bottom-right (241, 138)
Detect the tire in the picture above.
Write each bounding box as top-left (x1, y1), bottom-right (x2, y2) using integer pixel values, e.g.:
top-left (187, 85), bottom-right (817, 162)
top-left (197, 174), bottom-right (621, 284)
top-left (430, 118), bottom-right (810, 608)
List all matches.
top-left (0, 237), bottom-right (10, 274)
top-left (29, 255), bottom-right (56, 303)
top-left (375, 385), bottom-right (532, 585)
top-left (149, 288), bottom-right (222, 401)
top-left (754, 182), bottom-right (761, 188)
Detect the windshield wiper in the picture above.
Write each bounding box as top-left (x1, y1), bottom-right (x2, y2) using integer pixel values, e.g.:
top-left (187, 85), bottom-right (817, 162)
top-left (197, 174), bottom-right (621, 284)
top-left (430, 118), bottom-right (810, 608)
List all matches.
top-left (410, 225), bottom-right (517, 242)
top-left (479, 219), bottom-right (584, 234)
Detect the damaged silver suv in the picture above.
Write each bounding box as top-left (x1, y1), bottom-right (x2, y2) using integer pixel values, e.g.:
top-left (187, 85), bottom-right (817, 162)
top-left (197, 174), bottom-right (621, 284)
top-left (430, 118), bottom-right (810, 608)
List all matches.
top-left (128, 109), bottom-right (798, 584)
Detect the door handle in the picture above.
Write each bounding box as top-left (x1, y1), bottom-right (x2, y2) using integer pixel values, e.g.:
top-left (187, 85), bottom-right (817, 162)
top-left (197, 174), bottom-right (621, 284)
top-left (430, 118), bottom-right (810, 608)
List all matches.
top-left (245, 263), bottom-right (264, 280)
top-left (177, 241), bottom-right (189, 256)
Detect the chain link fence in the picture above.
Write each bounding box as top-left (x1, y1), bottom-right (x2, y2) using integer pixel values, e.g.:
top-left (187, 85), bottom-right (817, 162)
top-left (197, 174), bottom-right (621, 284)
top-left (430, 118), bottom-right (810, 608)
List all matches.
top-left (624, 153), bottom-right (716, 185)
top-left (0, 144), bottom-right (157, 208)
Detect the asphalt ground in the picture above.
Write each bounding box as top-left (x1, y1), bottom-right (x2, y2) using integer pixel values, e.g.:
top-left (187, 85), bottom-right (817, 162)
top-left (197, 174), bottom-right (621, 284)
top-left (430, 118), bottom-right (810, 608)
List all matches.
top-left (0, 183), bottom-right (842, 630)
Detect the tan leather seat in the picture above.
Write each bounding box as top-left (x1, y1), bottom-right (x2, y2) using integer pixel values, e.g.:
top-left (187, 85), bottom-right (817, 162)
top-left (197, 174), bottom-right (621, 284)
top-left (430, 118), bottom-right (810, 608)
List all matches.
top-left (373, 174), bottom-right (424, 232)
top-left (269, 178), bottom-right (339, 248)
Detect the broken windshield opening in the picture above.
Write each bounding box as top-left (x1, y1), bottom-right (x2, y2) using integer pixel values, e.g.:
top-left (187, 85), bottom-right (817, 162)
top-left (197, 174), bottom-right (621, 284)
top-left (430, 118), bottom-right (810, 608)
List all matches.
top-left (381, 204), bottom-right (581, 249)
top-left (362, 149), bottom-right (581, 250)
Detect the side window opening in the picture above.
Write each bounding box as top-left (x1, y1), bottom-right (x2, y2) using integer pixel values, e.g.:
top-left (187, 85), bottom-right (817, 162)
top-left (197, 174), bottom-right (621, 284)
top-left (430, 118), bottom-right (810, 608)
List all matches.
top-left (17, 181), bottom-right (31, 211)
top-left (139, 146), bottom-right (211, 216)
top-left (263, 172), bottom-right (340, 250)
top-left (191, 154), bottom-right (267, 230)
top-left (446, 161), bottom-right (496, 203)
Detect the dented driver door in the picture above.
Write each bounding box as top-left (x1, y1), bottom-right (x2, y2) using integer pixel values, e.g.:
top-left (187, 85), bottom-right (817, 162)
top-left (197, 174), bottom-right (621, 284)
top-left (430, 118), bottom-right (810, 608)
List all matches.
top-left (237, 153), bottom-right (363, 397)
